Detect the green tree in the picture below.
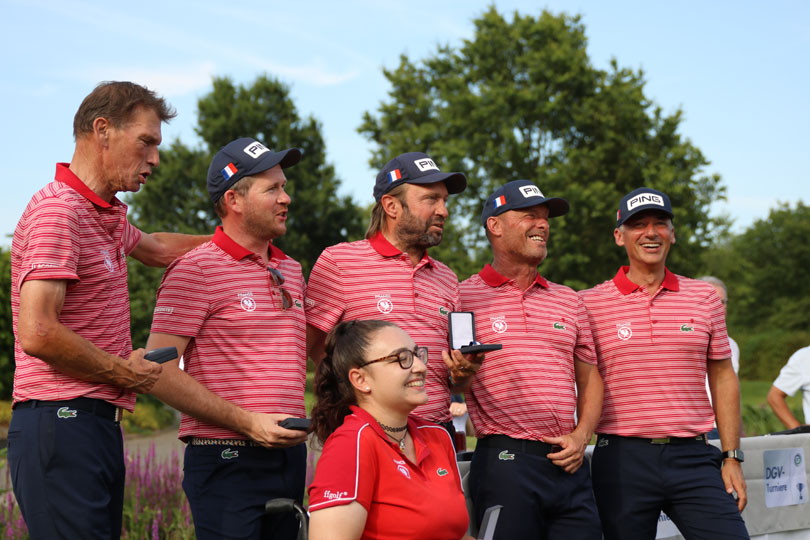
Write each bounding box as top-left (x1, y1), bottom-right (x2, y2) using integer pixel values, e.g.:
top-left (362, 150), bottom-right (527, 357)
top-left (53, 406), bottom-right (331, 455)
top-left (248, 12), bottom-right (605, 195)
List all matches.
top-left (0, 247), bottom-right (13, 398)
top-left (360, 7), bottom-right (726, 286)
top-left (126, 75), bottom-right (364, 347)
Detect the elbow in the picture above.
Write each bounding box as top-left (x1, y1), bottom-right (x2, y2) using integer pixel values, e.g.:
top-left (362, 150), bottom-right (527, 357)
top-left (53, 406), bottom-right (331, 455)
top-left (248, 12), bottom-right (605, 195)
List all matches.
top-left (18, 321), bottom-right (55, 359)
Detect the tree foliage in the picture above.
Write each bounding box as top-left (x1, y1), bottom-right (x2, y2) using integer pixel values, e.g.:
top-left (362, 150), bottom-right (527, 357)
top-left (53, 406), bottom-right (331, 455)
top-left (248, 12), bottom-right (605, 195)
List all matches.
top-left (125, 75), bottom-right (364, 347)
top-left (0, 247), bottom-right (14, 398)
top-left (359, 7), bottom-right (726, 286)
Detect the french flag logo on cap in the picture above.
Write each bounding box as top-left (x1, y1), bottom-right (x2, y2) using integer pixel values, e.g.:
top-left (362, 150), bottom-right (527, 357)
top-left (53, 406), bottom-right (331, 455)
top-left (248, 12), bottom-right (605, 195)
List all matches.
top-left (221, 162), bottom-right (238, 180)
top-left (388, 169), bottom-right (402, 183)
top-left (493, 195), bottom-right (507, 208)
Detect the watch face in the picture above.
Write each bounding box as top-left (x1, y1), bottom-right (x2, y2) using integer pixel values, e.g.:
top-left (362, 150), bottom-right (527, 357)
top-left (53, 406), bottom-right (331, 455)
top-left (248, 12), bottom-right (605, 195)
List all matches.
top-left (724, 449), bottom-right (744, 462)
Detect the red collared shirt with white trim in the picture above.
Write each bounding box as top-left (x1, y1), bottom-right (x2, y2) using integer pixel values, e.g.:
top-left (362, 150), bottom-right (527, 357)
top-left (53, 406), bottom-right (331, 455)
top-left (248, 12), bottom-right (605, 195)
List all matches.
top-left (308, 406), bottom-right (468, 540)
top-left (579, 266), bottom-right (731, 438)
top-left (11, 163), bottom-right (142, 410)
top-left (150, 226), bottom-right (307, 440)
top-left (306, 233), bottom-right (459, 423)
top-left (459, 264), bottom-right (597, 440)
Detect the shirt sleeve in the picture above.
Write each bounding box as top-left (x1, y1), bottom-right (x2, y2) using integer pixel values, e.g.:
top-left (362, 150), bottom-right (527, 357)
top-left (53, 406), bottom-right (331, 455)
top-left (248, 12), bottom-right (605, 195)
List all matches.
top-left (773, 349), bottom-right (810, 397)
top-left (305, 248), bottom-right (346, 332)
top-left (149, 257), bottom-right (209, 338)
top-left (308, 425), bottom-right (378, 512)
top-left (122, 220), bottom-right (143, 255)
top-left (16, 197), bottom-right (81, 289)
top-left (574, 293), bottom-right (597, 366)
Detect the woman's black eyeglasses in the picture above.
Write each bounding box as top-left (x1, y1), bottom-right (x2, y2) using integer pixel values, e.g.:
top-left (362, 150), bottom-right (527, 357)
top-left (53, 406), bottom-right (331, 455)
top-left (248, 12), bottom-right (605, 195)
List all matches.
top-left (358, 346), bottom-right (428, 370)
top-left (267, 267), bottom-right (292, 311)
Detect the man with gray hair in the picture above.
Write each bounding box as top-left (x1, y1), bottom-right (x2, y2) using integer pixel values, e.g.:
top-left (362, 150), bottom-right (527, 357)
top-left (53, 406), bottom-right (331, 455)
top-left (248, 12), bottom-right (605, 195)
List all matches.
top-left (699, 276), bottom-right (740, 374)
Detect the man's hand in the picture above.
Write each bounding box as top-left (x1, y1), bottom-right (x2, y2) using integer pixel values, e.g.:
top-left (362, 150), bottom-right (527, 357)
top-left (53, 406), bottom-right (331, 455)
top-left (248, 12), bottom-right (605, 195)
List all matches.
top-left (246, 413), bottom-right (309, 449)
top-left (542, 429), bottom-right (590, 474)
top-left (443, 350), bottom-right (484, 387)
top-left (115, 348), bottom-right (163, 393)
top-left (722, 459), bottom-right (748, 512)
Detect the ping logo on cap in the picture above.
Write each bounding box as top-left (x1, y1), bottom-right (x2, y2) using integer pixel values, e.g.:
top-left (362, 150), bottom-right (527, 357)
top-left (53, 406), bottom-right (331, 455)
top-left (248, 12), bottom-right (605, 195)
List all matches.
top-left (627, 193), bottom-right (664, 210)
top-left (414, 158), bottom-right (439, 172)
top-left (243, 141), bottom-right (270, 159)
top-left (518, 185), bottom-right (543, 198)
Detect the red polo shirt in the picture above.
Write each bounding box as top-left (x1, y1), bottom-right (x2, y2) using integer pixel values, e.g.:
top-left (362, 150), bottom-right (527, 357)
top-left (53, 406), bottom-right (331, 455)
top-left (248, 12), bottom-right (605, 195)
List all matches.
top-left (306, 233), bottom-right (459, 423)
top-left (150, 226), bottom-right (307, 440)
top-left (459, 264), bottom-right (597, 439)
top-left (308, 406), bottom-right (468, 540)
top-left (11, 163), bottom-right (142, 409)
top-left (579, 267), bottom-right (731, 438)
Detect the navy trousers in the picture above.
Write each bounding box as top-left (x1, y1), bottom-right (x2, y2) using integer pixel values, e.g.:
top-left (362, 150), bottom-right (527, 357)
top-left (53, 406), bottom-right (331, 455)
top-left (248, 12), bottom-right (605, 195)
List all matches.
top-left (591, 435), bottom-right (750, 540)
top-left (470, 437), bottom-right (602, 540)
top-left (8, 403), bottom-right (125, 540)
top-left (183, 442), bottom-right (306, 540)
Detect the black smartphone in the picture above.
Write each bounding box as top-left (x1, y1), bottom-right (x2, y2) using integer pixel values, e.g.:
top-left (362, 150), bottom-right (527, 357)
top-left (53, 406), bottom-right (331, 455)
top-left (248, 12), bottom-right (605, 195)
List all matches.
top-left (279, 417), bottom-right (310, 431)
top-left (448, 312), bottom-right (502, 354)
top-left (144, 347), bottom-right (178, 364)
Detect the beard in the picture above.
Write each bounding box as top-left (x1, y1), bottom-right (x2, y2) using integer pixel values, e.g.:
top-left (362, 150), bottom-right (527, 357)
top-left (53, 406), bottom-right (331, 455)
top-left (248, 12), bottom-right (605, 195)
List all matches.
top-left (396, 205), bottom-right (444, 251)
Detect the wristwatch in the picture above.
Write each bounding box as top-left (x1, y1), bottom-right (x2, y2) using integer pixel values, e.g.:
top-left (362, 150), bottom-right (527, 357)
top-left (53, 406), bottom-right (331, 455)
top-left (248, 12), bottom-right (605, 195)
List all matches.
top-left (721, 449), bottom-right (744, 462)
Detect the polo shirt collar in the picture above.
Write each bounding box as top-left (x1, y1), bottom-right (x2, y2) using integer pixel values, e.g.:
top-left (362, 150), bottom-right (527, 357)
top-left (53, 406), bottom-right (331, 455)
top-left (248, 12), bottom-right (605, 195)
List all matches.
top-left (369, 232), bottom-right (433, 267)
top-left (479, 263), bottom-right (549, 289)
top-left (212, 226), bottom-right (288, 262)
top-left (349, 405), bottom-right (429, 463)
top-left (55, 162), bottom-right (115, 209)
top-left (612, 265), bottom-right (680, 295)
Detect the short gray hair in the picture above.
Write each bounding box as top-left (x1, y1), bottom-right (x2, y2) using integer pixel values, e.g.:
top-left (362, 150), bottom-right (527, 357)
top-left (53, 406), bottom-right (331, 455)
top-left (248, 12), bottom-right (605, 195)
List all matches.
top-left (698, 275), bottom-right (727, 295)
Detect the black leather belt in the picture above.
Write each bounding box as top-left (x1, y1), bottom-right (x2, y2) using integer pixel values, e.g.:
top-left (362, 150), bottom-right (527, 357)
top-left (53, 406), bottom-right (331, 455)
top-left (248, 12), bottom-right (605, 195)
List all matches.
top-left (13, 397), bottom-right (122, 423)
top-left (597, 433), bottom-right (707, 445)
top-left (477, 434), bottom-right (556, 456)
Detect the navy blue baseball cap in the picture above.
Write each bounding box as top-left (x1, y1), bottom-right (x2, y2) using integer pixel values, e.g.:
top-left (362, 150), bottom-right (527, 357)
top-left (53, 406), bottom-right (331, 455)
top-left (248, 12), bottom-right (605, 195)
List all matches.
top-left (373, 152), bottom-right (466, 201)
top-left (481, 180), bottom-right (569, 226)
top-left (616, 187), bottom-right (673, 227)
top-left (207, 137), bottom-right (301, 203)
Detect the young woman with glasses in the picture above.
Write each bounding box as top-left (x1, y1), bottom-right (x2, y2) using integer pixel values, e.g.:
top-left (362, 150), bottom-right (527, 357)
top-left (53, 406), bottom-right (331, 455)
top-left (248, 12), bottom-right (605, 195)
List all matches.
top-left (308, 320), bottom-right (473, 540)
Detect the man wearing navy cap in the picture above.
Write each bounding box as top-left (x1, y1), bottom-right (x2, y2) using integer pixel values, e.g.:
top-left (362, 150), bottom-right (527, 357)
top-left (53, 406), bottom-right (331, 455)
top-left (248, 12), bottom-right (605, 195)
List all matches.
top-left (460, 180), bottom-right (603, 539)
top-left (306, 152), bottom-right (482, 433)
top-left (580, 187), bottom-right (749, 539)
top-left (145, 137), bottom-right (309, 539)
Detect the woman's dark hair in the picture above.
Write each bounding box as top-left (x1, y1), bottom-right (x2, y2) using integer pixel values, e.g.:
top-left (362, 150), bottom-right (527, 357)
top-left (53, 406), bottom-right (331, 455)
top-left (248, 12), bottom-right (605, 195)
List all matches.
top-left (310, 319), bottom-right (398, 444)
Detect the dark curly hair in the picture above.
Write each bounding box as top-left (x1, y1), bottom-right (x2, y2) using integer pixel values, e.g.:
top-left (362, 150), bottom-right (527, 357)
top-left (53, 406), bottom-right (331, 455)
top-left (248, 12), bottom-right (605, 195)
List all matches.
top-left (310, 319), bottom-right (398, 444)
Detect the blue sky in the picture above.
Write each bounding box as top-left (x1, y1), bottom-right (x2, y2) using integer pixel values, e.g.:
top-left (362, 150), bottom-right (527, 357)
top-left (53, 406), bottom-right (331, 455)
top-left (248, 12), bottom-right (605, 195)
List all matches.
top-left (2, 0), bottom-right (808, 247)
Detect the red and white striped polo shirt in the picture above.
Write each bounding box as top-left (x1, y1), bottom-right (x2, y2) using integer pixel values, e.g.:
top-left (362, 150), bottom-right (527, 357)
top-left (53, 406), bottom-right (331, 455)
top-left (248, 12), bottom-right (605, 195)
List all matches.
top-left (579, 266), bottom-right (731, 438)
top-left (11, 163), bottom-right (142, 410)
top-left (150, 226), bottom-right (307, 440)
top-left (306, 233), bottom-right (459, 423)
top-left (459, 264), bottom-right (597, 440)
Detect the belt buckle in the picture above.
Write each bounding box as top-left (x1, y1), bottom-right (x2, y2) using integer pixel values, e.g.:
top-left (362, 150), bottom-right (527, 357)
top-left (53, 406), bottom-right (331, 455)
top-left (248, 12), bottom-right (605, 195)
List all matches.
top-left (650, 437), bottom-right (671, 444)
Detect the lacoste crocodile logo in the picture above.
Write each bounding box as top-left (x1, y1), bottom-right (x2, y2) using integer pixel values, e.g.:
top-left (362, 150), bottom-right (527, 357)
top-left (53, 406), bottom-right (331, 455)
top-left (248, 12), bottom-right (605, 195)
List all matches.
top-left (437, 468), bottom-right (449, 476)
top-left (553, 322), bottom-right (566, 330)
top-left (439, 306), bottom-right (449, 316)
top-left (498, 450), bottom-right (515, 461)
top-left (294, 299), bottom-right (302, 308)
top-left (221, 448), bottom-right (239, 460)
top-left (680, 324), bottom-right (694, 332)
top-left (57, 407), bottom-right (77, 419)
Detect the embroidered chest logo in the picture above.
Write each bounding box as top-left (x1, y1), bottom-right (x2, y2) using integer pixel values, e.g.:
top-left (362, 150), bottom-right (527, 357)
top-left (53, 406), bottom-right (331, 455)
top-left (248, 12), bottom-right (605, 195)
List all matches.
top-left (439, 306), bottom-right (449, 316)
top-left (680, 324), bottom-right (694, 332)
top-left (57, 407), bottom-right (77, 419)
top-left (376, 294), bottom-right (394, 314)
top-left (553, 322), bottom-right (566, 330)
top-left (393, 458), bottom-right (411, 479)
top-left (294, 299), bottom-right (302, 308)
top-left (436, 467), bottom-right (449, 477)
top-left (101, 250), bottom-right (114, 273)
top-left (491, 317), bottom-right (508, 334)
top-left (617, 322), bottom-right (633, 341)
top-left (221, 448), bottom-right (239, 459)
top-left (238, 292), bottom-right (256, 312)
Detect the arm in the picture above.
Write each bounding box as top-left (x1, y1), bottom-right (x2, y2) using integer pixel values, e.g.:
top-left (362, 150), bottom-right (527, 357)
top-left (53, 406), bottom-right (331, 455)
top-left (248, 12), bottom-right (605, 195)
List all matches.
top-left (146, 332), bottom-right (307, 448)
top-left (767, 385), bottom-right (801, 429)
top-left (129, 232), bottom-right (211, 267)
top-left (17, 279), bottom-right (161, 392)
top-left (307, 323), bottom-right (327, 364)
top-left (544, 360), bottom-right (603, 473)
top-left (443, 349), bottom-right (484, 393)
top-left (707, 358), bottom-right (747, 511)
top-left (309, 502), bottom-right (368, 540)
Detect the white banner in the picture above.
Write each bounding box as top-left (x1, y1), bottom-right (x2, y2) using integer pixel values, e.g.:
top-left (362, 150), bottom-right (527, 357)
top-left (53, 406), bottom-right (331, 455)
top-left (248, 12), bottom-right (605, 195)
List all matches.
top-left (764, 448), bottom-right (808, 508)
